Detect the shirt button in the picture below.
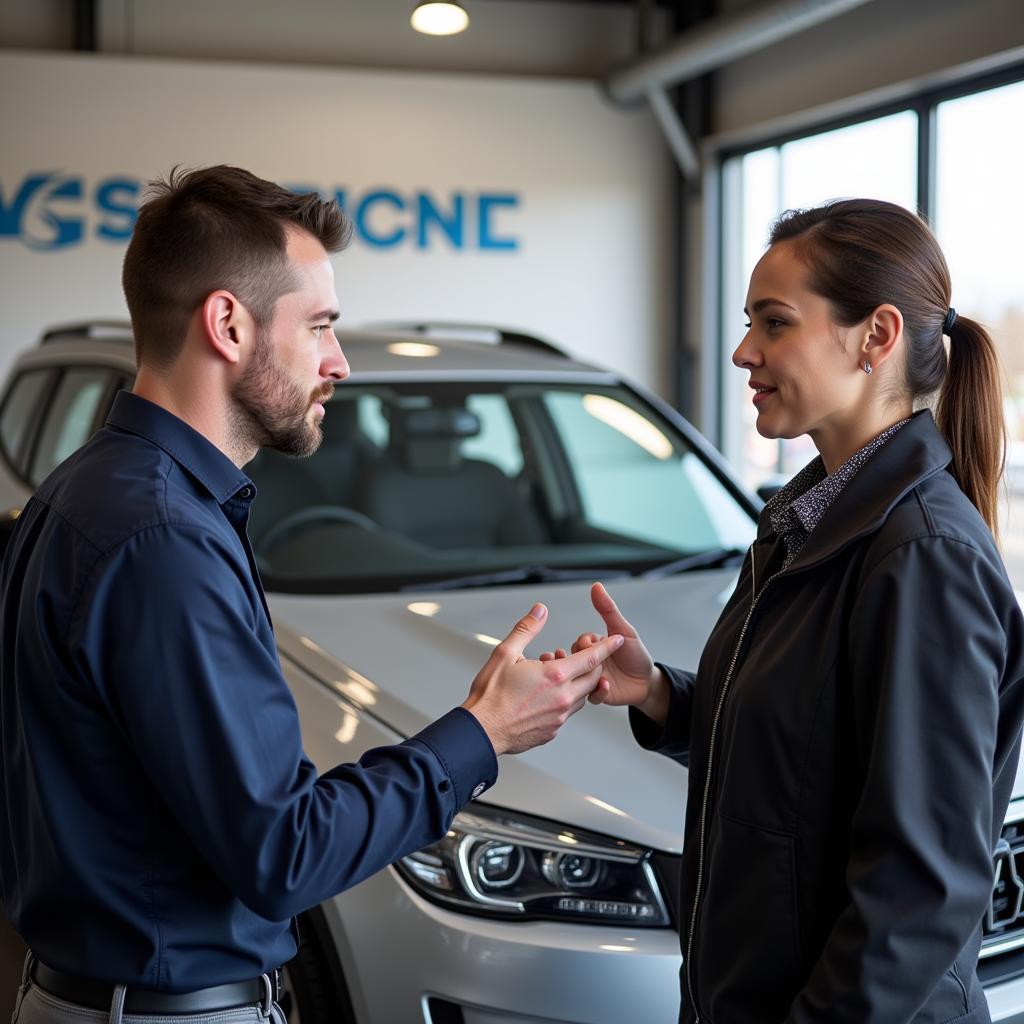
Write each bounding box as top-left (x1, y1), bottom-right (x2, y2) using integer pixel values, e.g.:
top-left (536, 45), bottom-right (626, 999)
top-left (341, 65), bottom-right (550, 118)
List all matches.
top-left (238, 486), bottom-right (254, 500)
top-left (471, 782), bottom-right (486, 799)
top-left (438, 780), bottom-right (450, 794)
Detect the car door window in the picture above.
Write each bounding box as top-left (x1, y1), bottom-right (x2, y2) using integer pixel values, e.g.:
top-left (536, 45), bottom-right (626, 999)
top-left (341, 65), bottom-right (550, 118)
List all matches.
top-left (543, 389), bottom-right (755, 552)
top-left (30, 369), bottom-right (113, 485)
top-left (0, 369), bottom-right (50, 472)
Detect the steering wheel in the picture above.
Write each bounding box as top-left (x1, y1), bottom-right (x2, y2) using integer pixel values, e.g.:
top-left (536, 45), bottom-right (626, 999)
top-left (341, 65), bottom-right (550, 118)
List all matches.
top-left (258, 505), bottom-right (379, 553)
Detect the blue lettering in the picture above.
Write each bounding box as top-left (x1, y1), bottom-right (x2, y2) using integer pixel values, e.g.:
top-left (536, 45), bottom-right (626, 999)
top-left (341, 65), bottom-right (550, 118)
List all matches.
top-left (95, 177), bottom-right (140, 241)
top-left (356, 190), bottom-right (406, 248)
top-left (417, 192), bottom-right (464, 249)
top-left (478, 194), bottom-right (519, 251)
top-left (0, 173), bottom-right (83, 250)
top-left (0, 175), bottom-right (46, 237)
top-left (0, 177), bottom-right (523, 252)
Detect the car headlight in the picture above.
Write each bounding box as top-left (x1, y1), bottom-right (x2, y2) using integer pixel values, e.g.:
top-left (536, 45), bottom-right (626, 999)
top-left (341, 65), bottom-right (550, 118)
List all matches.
top-left (395, 804), bottom-right (670, 926)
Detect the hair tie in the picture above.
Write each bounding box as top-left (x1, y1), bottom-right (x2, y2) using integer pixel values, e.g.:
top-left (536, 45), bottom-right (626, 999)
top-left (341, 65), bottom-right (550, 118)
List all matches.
top-left (943, 307), bottom-right (957, 334)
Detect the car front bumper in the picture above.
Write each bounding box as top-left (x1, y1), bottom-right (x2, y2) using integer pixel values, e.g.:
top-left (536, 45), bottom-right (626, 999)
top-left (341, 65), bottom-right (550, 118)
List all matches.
top-left (987, 971), bottom-right (1024, 1022)
top-left (322, 866), bottom-right (1024, 1024)
top-left (322, 866), bottom-right (682, 1024)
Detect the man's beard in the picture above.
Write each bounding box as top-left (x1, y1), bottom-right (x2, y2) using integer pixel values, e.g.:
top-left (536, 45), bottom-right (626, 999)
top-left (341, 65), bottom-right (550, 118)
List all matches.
top-left (231, 328), bottom-right (333, 458)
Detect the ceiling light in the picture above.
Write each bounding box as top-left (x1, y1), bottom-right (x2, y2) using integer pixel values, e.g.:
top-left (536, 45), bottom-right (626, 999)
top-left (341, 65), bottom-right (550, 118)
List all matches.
top-left (411, 2), bottom-right (469, 36)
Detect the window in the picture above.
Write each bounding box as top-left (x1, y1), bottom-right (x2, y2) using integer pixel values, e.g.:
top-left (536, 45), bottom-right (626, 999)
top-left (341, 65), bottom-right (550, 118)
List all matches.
top-left (933, 79), bottom-right (1024, 583)
top-left (717, 66), bottom-right (1024, 585)
top-left (0, 370), bottom-right (49, 472)
top-left (720, 112), bottom-right (919, 491)
top-left (248, 383), bottom-right (756, 592)
top-left (30, 369), bottom-right (112, 485)
top-left (544, 390), bottom-right (753, 553)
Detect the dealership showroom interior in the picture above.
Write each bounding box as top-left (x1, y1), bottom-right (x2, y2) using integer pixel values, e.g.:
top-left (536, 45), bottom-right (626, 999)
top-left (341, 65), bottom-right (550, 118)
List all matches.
top-left (4, 0), bottom-right (1024, 1023)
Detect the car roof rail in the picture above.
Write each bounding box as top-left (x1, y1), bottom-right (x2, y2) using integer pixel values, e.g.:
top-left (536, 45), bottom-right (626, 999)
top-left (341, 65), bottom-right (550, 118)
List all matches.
top-left (364, 321), bottom-right (567, 358)
top-left (41, 320), bottom-right (134, 344)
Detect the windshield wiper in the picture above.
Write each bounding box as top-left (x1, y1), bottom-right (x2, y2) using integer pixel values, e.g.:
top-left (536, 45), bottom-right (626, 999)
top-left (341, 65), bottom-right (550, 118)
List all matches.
top-left (640, 547), bottom-right (746, 580)
top-left (401, 563), bottom-right (633, 593)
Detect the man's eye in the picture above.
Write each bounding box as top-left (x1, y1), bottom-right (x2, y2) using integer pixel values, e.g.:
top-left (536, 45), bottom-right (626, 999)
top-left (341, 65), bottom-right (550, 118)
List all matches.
top-left (313, 324), bottom-right (329, 338)
top-left (766, 318), bottom-right (785, 329)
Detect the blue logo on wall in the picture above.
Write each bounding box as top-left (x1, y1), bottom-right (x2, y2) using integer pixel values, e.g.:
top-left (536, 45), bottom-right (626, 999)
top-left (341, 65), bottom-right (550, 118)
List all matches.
top-left (0, 173), bottom-right (521, 252)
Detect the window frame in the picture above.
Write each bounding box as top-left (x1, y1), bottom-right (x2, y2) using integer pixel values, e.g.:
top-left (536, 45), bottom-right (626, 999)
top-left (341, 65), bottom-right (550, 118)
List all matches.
top-left (0, 367), bottom-right (58, 478)
top-left (706, 59), bottom-right (1024, 465)
top-left (21, 366), bottom-right (124, 489)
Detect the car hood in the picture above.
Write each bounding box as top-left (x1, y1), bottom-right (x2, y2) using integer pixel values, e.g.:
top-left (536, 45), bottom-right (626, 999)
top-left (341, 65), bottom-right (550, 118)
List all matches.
top-left (270, 571), bottom-right (741, 854)
top-left (271, 573), bottom-right (1024, 855)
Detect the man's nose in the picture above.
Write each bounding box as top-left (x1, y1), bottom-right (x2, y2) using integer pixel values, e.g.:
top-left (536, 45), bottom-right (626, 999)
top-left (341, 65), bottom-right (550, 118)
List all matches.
top-left (322, 334), bottom-right (350, 381)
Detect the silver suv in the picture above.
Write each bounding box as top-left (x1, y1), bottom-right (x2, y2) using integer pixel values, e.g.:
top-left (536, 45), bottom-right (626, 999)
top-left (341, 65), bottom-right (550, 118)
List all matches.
top-left (2, 321), bottom-right (1024, 1024)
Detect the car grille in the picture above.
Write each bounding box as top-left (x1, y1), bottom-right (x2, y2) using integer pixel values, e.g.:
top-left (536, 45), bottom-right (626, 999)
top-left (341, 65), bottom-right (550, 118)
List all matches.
top-left (982, 800), bottom-right (1024, 961)
top-left (648, 806), bottom-right (1024, 959)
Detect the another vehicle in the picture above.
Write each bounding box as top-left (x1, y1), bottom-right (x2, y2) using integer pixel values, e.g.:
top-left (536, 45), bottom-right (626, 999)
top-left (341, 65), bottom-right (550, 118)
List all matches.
top-left (1, 321), bottom-right (1024, 1024)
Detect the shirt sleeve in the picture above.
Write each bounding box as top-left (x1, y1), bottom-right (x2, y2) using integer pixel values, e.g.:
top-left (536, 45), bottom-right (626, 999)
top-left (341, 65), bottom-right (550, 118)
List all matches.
top-left (628, 663), bottom-right (696, 766)
top-left (71, 523), bottom-right (498, 922)
top-left (786, 534), bottom-right (1013, 1023)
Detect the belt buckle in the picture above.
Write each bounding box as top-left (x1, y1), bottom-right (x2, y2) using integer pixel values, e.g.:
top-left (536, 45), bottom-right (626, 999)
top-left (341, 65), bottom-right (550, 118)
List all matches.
top-left (273, 968), bottom-right (282, 1003)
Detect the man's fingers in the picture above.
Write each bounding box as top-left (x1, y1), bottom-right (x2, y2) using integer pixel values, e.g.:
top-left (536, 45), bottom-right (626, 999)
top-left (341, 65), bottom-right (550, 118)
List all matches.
top-left (588, 678), bottom-right (611, 705)
top-left (498, 604), bottom-right (548, 660)
top-left (591, 582), bottom-right (638, 639)
top-left (555, 634), bottom-right (623, 692)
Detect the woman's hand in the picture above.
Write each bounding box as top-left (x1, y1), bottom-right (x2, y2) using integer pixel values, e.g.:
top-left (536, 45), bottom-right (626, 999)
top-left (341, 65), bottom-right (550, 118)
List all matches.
top-left (540, 582), bottom-right (661, 709)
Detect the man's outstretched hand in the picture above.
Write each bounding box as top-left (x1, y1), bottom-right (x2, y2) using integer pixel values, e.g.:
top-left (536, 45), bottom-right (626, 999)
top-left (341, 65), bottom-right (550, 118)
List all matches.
top-left (462, 603), bottom-right (624, 755)
top-left (539, 583), bottom-right (669, 725)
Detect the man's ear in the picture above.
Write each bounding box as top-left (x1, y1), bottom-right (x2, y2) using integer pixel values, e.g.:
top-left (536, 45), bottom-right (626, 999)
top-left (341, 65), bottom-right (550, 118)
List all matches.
top-left (861, 303), bottom-right (903, 370)
top-left (200, 290), bottom-right (255, 366)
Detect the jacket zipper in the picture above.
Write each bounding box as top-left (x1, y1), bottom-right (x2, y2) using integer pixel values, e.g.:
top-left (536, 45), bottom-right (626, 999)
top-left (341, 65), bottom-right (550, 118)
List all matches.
top-left (684, 543), bottom-right (785, 1023)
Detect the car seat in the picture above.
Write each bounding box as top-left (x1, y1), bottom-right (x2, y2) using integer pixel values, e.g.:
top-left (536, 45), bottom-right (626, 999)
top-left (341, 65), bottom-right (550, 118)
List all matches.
top-left (355, 404), bottom-right (547, 549)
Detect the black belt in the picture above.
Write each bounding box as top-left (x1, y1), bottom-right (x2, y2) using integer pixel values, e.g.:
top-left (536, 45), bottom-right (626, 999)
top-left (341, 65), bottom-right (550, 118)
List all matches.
top-left (31, 961), bottom-right (281, 1015)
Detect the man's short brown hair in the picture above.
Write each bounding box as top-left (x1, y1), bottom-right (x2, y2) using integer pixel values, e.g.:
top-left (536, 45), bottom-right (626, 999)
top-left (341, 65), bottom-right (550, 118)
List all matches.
top-left (122, 165), bottom-right (352, 369)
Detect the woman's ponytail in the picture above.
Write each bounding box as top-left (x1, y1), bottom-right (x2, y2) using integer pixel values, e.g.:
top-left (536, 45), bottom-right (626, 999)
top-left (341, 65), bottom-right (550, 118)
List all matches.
top-left (770, 199), bottom-right (1009, 539)
top-left (935, 316), bottom-right (1006, 537)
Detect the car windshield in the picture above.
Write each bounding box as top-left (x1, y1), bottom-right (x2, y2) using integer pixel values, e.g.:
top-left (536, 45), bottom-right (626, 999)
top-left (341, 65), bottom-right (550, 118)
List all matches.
top-left (247, 381), bottom-right (757, 593)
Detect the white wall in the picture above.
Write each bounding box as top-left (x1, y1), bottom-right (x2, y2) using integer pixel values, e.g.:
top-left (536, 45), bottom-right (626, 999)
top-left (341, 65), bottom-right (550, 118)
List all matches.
top-left (0, 51), bottom-right (673, 393)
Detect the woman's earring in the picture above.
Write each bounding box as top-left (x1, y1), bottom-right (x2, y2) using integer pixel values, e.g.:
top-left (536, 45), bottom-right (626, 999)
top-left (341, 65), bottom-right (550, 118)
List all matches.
top-left (863, 361), bottom-right (873, 375)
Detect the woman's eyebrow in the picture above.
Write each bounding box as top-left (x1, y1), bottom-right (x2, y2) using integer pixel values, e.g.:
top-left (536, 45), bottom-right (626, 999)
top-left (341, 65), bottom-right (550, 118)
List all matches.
top-left (743, 298), bottom-right (798, 315)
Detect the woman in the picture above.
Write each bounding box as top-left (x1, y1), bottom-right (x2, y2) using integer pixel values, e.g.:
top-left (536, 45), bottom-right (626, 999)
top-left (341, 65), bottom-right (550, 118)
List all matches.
top-left (544, 199), bottom-right (1024, 1023)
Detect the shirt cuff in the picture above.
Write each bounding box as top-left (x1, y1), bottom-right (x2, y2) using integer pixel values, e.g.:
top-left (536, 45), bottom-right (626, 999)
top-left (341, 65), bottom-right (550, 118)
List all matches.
top-left (410, 707), bottom-right (499, 808)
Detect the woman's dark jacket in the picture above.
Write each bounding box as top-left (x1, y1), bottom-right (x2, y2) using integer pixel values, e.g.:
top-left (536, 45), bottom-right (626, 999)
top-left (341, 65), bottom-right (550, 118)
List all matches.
top-left (632, 410), bottom-right (1024, 1023)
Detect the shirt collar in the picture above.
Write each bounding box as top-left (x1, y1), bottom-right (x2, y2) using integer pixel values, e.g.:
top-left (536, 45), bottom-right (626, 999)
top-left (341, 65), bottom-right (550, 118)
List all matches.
top-left (767, 417), bottom-right (911, 540)
top-left (105, 392), bottom-right (253, 505)
top-left (756, 409), bottom-right (952, 573)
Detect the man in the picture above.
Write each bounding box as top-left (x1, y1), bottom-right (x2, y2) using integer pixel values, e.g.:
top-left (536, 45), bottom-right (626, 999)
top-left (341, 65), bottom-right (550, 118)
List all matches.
top-left (0, 166), bottom-right (622, 1024)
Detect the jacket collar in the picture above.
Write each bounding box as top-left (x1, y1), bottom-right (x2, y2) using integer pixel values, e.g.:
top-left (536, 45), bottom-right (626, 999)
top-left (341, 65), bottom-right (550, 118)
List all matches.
top-left (756, 409), bottom-right (953, 576)
top-left (106, 391), bottom-right (253, 505)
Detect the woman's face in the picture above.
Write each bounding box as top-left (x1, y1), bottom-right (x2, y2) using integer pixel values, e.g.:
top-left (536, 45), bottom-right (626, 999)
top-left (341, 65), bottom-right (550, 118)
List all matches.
top-left (732, 241), bottom-right (866, 445)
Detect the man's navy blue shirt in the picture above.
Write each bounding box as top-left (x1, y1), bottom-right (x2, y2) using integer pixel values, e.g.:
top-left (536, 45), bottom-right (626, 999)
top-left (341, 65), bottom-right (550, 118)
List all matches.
top-left (0, 392), bottom-right (497, 991)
